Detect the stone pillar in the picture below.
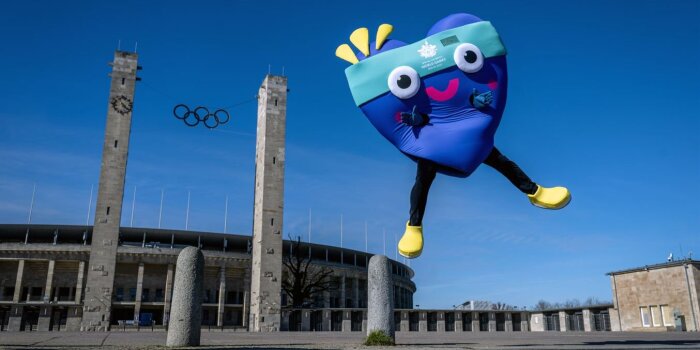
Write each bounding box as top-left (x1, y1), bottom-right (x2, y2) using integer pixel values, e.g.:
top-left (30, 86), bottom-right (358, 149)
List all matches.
top-left (454, 312), bottom-right (462, 332)
top-left (163, 263), bottom-right (174, 327)
top-left (342, 310), bottom-right (351, 332)
top-left (400, 311), bottom-right (409, 332)
top-left (133, 263), bottom-right (144, 323)
top-left (301, 310), bottom-right (310, 331)
top-left (280, 311), bottom-right (289, 331)
top-left (248, 75), bottom-right (287, 332)
top-left (529, 313), bottom-right (544, 332)
top-left (66, 306), bottom-right (83, 331)
top-left (242, 266), bottom-right (250, 328)
top-left (489, 312), bottom-right (496, 332)
top-left (559, 311), bottom-right (568, 332)
top-left (82, 51), bottom-right (140, 331)
top-left (217, 266), bottom-right (226, 327)
top-left (8, 305), bottom-right (23, 331)
top-left (353, 277), bottom-right (359, 308)
top-left (13, 260), bottom-right (25, 302)
top-left (166, 247), bottom-right (204, 347)
top-left (323, 290), bottom-right (330, 308)
top-left (583, 309), bottom-right (592, 332)
top-left (521, 312), bottom-right (530, 332)
top-left (362, 309), bottom-right (367, 332)
top-left (44, 260), bottom-right (55, 302)
top-left (323, 309), bottom-right (331, 331)
top-left (505, 313), bottom-right (513, 332)
top-left (472, 312), bottom-right (479, 332)
top-left (609, 309), bottom-right (621, 331)
top-left (340, 275), bottom-right (346, 308)
top-left (75, 261), bottom-right (86, 303)
top-left (37, 305), bottom-right (52, 331)
top-left (367, 255), bottom-right (394, 341)
top-left (419, 311), bottom-right (427, 332)
top-left (242, 291), bottom-right (249, 328)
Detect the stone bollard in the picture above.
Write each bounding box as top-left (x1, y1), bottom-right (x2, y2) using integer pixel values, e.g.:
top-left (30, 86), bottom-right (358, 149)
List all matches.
top-left (166, 247), bottom-right (204, 347)
top-left (367, 255), bottom-right (395, 342)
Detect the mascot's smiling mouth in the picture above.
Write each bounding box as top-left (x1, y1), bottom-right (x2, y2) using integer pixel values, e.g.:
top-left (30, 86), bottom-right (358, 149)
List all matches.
top-left (425, 78), bottom-right (459, 102)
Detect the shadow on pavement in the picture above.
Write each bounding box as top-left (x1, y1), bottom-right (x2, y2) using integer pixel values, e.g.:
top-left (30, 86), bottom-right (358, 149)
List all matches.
top-left (502, 339), bottom-right (700, 347)
top-left (0, 348), bottom-right (339, 350)
top-left (584, 340), bottom-right (700, 346)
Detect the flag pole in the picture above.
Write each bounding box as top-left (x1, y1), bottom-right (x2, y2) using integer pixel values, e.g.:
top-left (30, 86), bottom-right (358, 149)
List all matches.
top-left (364, 221), bottom-right (368, 252)
top-left (340, 214), bottom-right (343, 249)
top-left (394, 233), bottom-right (398, 260)
top-left (85, 185), bottom-right (93, 226)
top-left (27, 183), bottom-right (36, 224)
top-left (129, 186), bottom-right (137, 227)
top-left (158, 189), bottom-right (164, 229)
top-left (25, 184), bottom-right (36, 244)
top-left (383, 229), bottom-right (386, 255)
top-left (185, 190), bottom-right (191, 230)
top-left (224, 195), bottom-right (229, 233)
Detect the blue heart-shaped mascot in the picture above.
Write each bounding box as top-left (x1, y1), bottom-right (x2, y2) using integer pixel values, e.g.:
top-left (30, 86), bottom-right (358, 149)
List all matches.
top-left (336, 13), bottom-right (571, 259)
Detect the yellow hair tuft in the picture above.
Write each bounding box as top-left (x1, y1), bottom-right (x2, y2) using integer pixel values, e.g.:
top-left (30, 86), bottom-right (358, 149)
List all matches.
top-left (350, 27), bottom-right (370, 56)
top-left (335, 44), bottom-right (359, 64)
top-left (375, 24), bottom-right (393, 50)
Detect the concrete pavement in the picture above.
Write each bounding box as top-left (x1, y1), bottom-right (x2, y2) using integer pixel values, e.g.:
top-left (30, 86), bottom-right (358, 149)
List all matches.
top-left (0, 331), bottom-right (699, 349)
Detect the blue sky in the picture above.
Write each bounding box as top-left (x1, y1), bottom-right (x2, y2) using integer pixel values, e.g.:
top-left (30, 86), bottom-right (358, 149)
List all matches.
top-left (0, 0), bottom-right (698, 309)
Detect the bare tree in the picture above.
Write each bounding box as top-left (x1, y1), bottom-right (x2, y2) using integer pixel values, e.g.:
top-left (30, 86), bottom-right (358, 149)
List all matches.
top-left (563, 299), bottom-right (581, 308)
top-left (492, 301), bottom-right (516, 310)
top-left (282, 235), bottom-right (335, 308)
top-left (583, 297), bottom-right (610, 306)
top-left (533, 300), bottom-right (553, 311)
top-left (533, 297), bottom-right (611, 311)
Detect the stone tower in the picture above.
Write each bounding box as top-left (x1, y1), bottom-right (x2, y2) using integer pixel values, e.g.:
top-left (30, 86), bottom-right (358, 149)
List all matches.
top-left (249, 75), bottom-right (287, 332)
top-left (82, 51), bottom-right (139, 331)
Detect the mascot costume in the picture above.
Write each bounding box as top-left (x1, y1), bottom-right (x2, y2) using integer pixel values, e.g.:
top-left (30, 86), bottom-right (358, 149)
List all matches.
top-left (336, 13), bottom-right (571, 259)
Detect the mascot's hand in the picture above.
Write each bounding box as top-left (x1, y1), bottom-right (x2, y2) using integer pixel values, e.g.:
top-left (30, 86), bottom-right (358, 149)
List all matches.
top-left (401, 105), bottom-right (427, 126)
top-left (471, 89), bottom-right (493, 109)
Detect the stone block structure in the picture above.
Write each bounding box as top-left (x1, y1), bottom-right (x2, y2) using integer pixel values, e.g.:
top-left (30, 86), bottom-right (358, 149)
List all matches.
top-left (249, 75), bottom-right (287, 332)
top-left (166, 247), bottom-right (204, 347)
top-left (367, 255), bottom-right (394, 339)
top-left (608, 260), bottom-right (700, 331)
top-left (82, 51), bottom-right (139, 331)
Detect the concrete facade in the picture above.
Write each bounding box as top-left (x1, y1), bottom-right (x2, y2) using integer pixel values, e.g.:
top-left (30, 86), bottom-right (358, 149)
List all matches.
top-left (608, 260), bottom-right (700, 332)
top-left (249, 75), bottom-right (287, 332)
top-left (529, 305), bottom-right (612, 332)
top-left (280, 309), bottom-right (536, 334)
top-left (0, 224), bottom-right (415, 332)
top-left (82, 51), bottom-right (139, 331)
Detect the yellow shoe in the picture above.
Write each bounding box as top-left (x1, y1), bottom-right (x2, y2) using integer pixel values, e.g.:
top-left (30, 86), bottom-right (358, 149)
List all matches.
top-left (528, 185), bottom-right (571, 210)
top-left (398, 221), bottom-right (423, 259)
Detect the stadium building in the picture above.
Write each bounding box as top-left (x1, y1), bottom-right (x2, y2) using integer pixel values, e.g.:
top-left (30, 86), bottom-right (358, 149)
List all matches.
top-left (0, 50), bottom-right (415, 332)
top-left (0, 224), bottom-right (415, 331)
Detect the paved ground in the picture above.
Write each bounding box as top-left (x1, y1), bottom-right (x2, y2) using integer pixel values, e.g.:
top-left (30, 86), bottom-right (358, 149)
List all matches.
top-left (1, 331), bottom-right (700, 349)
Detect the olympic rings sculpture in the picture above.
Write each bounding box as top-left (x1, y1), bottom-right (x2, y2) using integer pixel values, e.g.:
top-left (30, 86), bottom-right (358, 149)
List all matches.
top-left (173, 104), bottom-right (230, 129)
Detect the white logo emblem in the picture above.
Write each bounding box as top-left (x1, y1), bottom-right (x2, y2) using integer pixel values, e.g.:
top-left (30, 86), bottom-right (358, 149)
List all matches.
top-left (417, 41), bottom-right (438, 58)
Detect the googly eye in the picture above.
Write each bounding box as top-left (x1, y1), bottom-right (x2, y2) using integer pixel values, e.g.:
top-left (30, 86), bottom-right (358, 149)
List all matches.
top-left (387, 66), bottom-right (420, 99)
top-left (454, 43), bottom-right (484, 73)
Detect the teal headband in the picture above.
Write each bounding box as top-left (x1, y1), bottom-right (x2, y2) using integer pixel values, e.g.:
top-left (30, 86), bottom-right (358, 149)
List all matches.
top-left (344, 21), bottom-right (506, 106)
